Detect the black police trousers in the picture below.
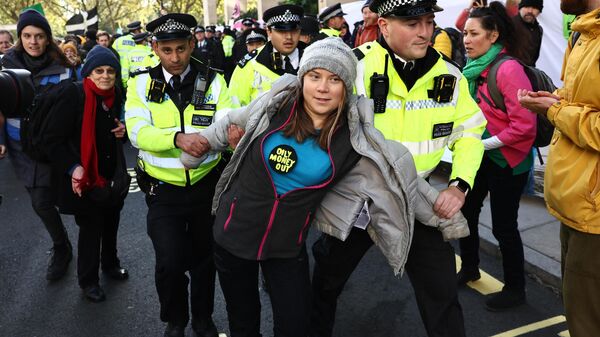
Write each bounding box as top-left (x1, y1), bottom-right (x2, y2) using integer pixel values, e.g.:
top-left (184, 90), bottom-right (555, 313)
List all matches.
top-left (311, 221), bottom-right (466, 337)
top-left (145, 170), bottom-right (218, 325)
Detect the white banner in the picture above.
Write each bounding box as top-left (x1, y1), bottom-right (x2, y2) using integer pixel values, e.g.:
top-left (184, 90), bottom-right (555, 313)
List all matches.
top-left (342, 0), bottom-right (566, 86)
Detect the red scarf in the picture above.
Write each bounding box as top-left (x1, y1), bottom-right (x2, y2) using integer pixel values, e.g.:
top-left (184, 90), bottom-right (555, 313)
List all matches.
top-left (79, 78), bottom-right (115, 191)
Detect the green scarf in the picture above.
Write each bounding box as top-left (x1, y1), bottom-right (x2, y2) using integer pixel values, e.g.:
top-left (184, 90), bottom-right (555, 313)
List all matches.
top-left (463, 43), bottom-right (504, 99)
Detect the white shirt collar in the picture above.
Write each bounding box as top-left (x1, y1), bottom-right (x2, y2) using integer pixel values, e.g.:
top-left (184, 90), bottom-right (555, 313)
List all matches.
top-left (393, 54), bottom-right (415, 68)
top-left (274, 47), bottom-right (299, 70)
top-left (162, 64), bottom-right (191, 86)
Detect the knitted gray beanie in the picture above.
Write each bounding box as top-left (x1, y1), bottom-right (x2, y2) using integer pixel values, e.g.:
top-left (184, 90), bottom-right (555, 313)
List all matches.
top-left (297, 37), bottom-right (357, 94)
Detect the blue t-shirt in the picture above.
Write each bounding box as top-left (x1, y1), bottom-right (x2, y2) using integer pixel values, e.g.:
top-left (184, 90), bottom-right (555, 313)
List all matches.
top-left (263, 130), bottom-right (332, 196)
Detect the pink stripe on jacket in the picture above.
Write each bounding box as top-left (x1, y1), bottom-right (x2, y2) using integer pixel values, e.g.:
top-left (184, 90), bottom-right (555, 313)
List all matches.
top-left (478, 58), bottom-right (536, 168)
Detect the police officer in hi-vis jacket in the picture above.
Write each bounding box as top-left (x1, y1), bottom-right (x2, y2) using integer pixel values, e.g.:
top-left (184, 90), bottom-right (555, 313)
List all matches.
top-left (310, 1), bottom-right (487, 336)
top-left (124, 13), bottom-right (234, 337)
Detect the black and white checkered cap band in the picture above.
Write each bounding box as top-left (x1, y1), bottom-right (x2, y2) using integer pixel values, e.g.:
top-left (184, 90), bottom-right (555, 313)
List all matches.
top-left (321, 7), bottom-right (344, 22)
top-left (154, 18), bottom-right (190, 34)
top-left (246, 31), bottom-right (266, 42)
top-left (267, 10), bottom-right (301, 26)
top-left (377, 0), bottom-right (418, 16)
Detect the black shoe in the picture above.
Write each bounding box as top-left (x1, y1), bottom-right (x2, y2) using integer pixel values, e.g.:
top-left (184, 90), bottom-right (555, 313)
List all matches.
top-left (192, 318), bottom-right (218, 337)
top-left (457, 267), bottom-right (481, 286)
top-left (82, 284), bottom-right (106, 303)
top-left (164, 322), bottom-right (186, 337)
top-left (485, 288), bottom-right (526, 311)
top-left (46, 240), bottom-right (73, 281)
top-left (103, 267), bottom-right (129, 280)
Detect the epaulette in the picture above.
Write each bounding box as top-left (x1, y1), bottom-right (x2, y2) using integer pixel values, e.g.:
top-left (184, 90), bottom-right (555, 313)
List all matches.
top-left (237, 49), bottom-right (258, 68)
top-left (353, 48), bottom-right (365, 61)
top-left (354, 41), bottom-right (377, 61)
top-left (440, 53), bottom-right (461, 71)
top-left (130, 67), bottom-right (151, 78)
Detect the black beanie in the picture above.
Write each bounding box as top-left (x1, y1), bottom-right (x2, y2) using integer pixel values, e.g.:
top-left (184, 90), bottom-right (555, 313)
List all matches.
top-left (17, 10), bottom-right (52, 38)
top-left (81, 45), bottom-right (121, 78)
top-left (519, 0), bottom-right (543, 12)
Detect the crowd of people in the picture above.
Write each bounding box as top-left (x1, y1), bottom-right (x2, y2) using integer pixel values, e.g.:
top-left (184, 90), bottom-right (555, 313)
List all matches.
top-left (1, 0), bottom-right (599, 337)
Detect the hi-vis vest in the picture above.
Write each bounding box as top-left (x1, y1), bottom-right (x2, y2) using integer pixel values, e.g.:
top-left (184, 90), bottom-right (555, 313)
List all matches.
top-left (122, 44), bottom-right (153, 87)
top-left (114, 34), bottom-right (135, 56)
top-left (355, 41), bottom-right (486, 186)
top-left (125, 69), bottom-right (234, 187)
top-left (228, 46), bottom-right (281, 106)
top-left (320, 28), bottom-right (341, 37)
top-left (222, 35), bottom-right (235, 57)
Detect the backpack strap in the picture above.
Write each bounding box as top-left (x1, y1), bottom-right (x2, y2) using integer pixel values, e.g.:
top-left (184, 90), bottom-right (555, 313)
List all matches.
top-left (486, 54), bottom-right (512, 112)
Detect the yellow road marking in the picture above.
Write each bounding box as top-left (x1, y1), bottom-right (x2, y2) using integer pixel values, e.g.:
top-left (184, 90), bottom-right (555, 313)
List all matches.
top-left (219, 334), bottom-right (228, 337)
top-left (491, 315), bottom-right (567, 337)
top-left (455, 255), bottom-right (504, 295)
top-left (558, 330), bottom-right (570, 337)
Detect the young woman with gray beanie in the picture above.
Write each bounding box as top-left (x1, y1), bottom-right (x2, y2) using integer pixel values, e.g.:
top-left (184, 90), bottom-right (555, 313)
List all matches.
top-left (181, 37), bottom-right (468, 337)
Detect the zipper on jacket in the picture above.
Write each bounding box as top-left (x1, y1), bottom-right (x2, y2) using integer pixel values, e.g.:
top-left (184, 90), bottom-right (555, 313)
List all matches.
top-left (257, 199), bottom-right (279, 259)
top-left (297, 212), bottom-right (312, 245)
top-left (223, 197), bottom-right (237, 231)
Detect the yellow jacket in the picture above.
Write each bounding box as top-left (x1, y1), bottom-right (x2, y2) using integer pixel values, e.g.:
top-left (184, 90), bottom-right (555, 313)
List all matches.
top-left (432, 28), bottom-right (452, 60)
top-left (125, 63), bottom-right (234, 186)
top-left (229, 42), bottom-right (303, 106)
top-left (545, 8), bottom-right (600, 232)
top-left (355, 41), bottom-right (485, 187)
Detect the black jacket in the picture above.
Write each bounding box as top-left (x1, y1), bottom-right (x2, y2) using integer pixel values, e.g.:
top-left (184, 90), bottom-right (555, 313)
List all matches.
top-left (213, 102), bottom-right (361, 260)
top-left (43, 82), bottom-right (125, 214)
top-left (192, 38), bottom-right (225, 70)
top-left (512, 15), bottom-right (543, 67)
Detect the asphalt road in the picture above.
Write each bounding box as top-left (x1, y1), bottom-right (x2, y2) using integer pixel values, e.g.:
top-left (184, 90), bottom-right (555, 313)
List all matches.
top-left (0, 144), bottom-right (568, 337)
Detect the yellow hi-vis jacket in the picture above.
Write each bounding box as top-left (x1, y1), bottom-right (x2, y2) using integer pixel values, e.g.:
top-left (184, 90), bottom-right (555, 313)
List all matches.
top-left (354, 41), bottom-right (486, 187)
top-left (121, 44), bottom-right (153, 87)
top-left (125, 65), bottom-right (235, 186)
top-left (228, 45), bottom-right (281, 107)
top-left (320, 28), bottom-right (341, 37)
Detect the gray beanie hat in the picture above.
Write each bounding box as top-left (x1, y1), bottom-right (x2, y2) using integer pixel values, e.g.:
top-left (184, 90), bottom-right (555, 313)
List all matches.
top-left (297, 37), bottom-right (357, 94)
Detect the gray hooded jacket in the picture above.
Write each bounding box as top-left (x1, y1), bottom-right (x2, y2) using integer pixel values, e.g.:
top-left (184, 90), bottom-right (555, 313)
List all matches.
top-left (182, 74), bottom-right (469, 275)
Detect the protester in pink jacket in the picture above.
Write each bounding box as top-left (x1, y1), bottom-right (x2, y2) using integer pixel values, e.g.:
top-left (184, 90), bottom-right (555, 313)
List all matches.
top-left (457, 1), bottom-right (536, 312)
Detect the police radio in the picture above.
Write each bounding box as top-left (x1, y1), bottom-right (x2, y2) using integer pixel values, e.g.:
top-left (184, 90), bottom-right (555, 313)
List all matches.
top-left (370, 54), bottom-right (389, 113)
top-left (191, 70), bottom-right (209, 109)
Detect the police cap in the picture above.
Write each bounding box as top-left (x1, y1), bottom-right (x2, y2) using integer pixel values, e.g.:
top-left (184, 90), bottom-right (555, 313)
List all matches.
top-left (146, 13), bottom-right (196, 41)
top-left (242, 18), bottom-right (254, 27)
top-left (194, 26), bottom-right (205, 33)
top-left (370, 0), bottom-right (443, 18)
top-left (318, 3), bottom-right (347, 23)
top-left (245, 28), bottom-right (267, 44)
top-left (263, 5), bottom-right (303, 31)
top-left (133, 32), bottom-right (149, 42)
top-left (206, 25), bottom-right (216, 33)
top-left (127, 21), bottom-right (142, 32)
top-left (300, 15), bottom-right (320, 36)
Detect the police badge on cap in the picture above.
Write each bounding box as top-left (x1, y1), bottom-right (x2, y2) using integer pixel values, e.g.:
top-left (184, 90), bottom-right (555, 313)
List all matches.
top-left (263, 5), bottom-right (303, 31)
top-left (370, 0), bottom-right (443, 18)
top-left (146, 13), bottom-right (197, 41)
top-left (245, 28), bottom-right (267, 44)
top-left (318, 3), bottom-right (347, 23)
